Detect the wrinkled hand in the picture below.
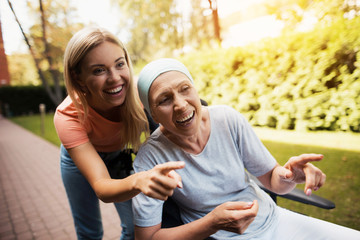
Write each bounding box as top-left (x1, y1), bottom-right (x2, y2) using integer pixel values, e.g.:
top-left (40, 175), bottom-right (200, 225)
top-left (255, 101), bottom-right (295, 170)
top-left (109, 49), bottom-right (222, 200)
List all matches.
top-left (279, 154), bottom-right (326, 195)
top-left (137, 161), bottom-right (185, 200)
top-left (208, 200), bottom-right (258, 234)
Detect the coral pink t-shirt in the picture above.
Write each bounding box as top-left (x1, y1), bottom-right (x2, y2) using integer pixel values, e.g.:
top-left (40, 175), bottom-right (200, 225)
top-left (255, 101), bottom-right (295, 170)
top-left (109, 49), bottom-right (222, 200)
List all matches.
top-left (54, 96), bottom-right (125, 152)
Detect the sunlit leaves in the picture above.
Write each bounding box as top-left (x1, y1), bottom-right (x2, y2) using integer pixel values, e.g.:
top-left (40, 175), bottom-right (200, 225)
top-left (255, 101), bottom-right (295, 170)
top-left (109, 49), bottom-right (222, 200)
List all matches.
top-left (111, 0), bottom-right (182, 62)
top-left (8, 0), bottom-right (83, 92)
top-left (180, 16), bottom-right (360, 132)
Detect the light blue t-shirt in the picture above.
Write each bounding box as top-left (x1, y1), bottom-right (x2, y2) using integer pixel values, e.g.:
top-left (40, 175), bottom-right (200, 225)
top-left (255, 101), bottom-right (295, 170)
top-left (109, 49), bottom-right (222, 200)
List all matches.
top-left (133, 105), bottom-right (279, 239)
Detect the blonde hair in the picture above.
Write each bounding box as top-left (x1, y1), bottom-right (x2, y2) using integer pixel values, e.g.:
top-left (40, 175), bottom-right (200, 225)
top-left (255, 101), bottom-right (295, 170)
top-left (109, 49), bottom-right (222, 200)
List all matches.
top-left (63, 27), bottom-right (149, 151)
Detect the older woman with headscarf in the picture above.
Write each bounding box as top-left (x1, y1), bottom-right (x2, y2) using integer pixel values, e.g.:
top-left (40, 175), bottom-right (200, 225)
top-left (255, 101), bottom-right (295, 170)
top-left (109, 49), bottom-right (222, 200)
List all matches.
top-left (132, 58), bottom-right (360, 240)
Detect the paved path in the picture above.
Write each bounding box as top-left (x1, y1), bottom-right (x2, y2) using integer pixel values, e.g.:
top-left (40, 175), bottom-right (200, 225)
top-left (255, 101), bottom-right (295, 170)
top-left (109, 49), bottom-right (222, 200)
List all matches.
top-left (0, 118), bottom-right (122, 240)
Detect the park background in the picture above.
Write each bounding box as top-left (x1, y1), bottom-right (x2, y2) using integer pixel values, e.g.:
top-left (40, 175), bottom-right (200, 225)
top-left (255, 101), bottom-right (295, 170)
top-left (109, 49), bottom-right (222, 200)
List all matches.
top-left (0, 0), bottom-right (359, 233)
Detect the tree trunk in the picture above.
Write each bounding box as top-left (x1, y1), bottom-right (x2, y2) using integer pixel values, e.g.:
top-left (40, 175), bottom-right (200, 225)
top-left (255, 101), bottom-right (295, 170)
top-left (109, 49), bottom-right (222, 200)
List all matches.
top-left (7, 0), bottom-right (63, 106)
top-left (38, 0), bottom-right (63, 105)
top-left (208, 0), bottom-right (221, 43)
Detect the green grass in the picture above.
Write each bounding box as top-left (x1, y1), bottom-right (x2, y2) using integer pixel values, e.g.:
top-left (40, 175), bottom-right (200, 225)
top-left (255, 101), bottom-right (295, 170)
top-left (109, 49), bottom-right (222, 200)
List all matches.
top-left (11, 113), bottom-right (61, 146)
top-left (262, 141), bottom-right (360, 231)
top-left (253, 127), bottom-right (360, 153)
top-left (9, 114), bottom-right (360, 230)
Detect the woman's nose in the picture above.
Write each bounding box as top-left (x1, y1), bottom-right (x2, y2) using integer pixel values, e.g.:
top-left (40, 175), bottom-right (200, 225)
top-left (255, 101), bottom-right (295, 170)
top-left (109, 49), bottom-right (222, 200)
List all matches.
top-left (107, 68), bottom-right (121, 82)
top-left (174, 95), bottom-right (187, 111)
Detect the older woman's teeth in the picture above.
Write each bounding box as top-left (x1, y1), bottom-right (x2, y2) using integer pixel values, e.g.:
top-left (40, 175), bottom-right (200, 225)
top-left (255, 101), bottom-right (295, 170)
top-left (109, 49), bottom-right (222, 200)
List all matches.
top-left (177, 111), bottom-right (194, 123)
top-left (105, 86), bottom-right (122, 94)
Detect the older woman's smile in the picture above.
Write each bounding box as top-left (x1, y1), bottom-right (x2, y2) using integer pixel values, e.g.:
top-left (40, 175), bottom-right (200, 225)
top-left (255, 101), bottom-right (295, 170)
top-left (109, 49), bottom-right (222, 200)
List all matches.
top-left (176, 111), bottom-right (195, 124)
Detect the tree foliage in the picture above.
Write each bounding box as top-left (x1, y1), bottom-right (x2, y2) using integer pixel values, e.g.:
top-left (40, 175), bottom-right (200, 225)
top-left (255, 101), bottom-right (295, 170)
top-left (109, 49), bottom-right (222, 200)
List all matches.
top-left (265, 0), bottom-right (360, 30)
top-left (188, 0), bottom-right (217, 49)
top-left (7, 54), bottom-right (40, 86)
top-left (180, 16), bottom-right (360, 132)
top-left (6, 0), bottom-right (82, 105)
top-left (110, 0), bottom-right (223, 62)
top-left (110, 0), bottom-right (183, 62)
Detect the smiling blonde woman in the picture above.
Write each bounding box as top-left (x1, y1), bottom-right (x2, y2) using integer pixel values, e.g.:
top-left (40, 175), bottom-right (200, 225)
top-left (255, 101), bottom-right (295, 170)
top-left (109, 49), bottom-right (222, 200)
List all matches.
top-left (54, 28), bottom-right (184, 240)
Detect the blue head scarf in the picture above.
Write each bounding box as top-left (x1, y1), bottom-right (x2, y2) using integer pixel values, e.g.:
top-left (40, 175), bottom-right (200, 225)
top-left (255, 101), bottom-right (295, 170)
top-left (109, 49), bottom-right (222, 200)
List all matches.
top-left (137, 58), bottom-right (194, 114)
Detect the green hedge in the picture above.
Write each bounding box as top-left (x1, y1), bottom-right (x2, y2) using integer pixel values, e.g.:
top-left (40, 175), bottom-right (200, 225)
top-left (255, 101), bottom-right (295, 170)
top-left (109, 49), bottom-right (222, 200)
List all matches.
top-left (181, 17), bottom-right (360, 132)
top-left (0, 86), bottom-right (66, 117)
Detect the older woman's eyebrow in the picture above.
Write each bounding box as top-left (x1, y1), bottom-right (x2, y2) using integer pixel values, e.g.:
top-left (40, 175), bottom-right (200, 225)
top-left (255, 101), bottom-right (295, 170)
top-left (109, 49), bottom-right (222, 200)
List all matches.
top-left (155, 90), bottom-right (171, 100)
top-left (176, 79), bottom-right (189, 87)
top-left (114, 57), bottom-right (125, 63)
top-left (157, 80), bottom-right (189, 94)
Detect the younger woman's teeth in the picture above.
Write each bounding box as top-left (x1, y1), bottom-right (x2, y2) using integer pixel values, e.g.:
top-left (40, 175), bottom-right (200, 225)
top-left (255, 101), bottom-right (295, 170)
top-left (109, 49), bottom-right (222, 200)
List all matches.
top-left (105, 86), bottom-right (122, 94)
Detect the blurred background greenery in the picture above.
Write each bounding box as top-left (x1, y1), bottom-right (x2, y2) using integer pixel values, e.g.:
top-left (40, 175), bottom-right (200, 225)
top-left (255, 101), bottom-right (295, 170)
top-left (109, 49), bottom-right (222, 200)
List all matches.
top-left (1, 0), bottom-right (359, 132)
top-left (1, 0), bottom-right (359, 232)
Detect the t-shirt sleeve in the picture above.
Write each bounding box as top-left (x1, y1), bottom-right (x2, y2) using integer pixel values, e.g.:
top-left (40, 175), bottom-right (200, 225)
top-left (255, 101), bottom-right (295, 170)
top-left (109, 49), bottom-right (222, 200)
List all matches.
top-left (53, 108), bottom-right (89, 149)
top-left (132, 192), bottom-right (164, 227)
top-left (132, 145), bottom-right (164, 227)
top-left (224, 106), bottom-right (277, 177)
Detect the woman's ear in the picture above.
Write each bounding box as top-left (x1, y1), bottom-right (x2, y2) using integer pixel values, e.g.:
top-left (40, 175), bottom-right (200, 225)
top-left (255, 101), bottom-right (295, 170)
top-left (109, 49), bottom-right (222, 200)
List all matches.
top-left (70, 70), bottom-right (80, 84)
top-left (71, 70), bottom-right (87, 93)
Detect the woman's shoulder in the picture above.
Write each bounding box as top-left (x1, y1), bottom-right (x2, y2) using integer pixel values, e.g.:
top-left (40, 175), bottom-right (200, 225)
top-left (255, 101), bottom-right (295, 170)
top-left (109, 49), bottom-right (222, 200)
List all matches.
top-left (141, 128), bottom-right (164, 149)
top-left (54, 96), bottom-right (90, 134)
top-left (55, 96), bottom-right (78, 118)
top-left (138, 128), bottom-right (177, 157)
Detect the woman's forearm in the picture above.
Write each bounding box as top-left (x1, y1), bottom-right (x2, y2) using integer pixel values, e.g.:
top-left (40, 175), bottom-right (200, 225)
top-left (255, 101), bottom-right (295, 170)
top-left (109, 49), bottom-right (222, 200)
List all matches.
top-left (147, 215), bottom-right (217, 240)
top-left (138, 200), bottom-right (259, 240)
top-left (93, 173), bottom-right (143, 203)
top-left (93, 161), bottom-right (185, 203)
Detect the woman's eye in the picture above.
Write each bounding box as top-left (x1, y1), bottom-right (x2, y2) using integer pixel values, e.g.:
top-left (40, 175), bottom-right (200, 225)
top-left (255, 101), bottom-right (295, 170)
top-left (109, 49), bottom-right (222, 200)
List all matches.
top-left (116, 61), bottom-right (125, 68)
top-left (159, 97), bottom-right (170, 105)
top-left (93, 68), bottom-right (105, 75)
top-left (181, 85), bottom-right (190, 92)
